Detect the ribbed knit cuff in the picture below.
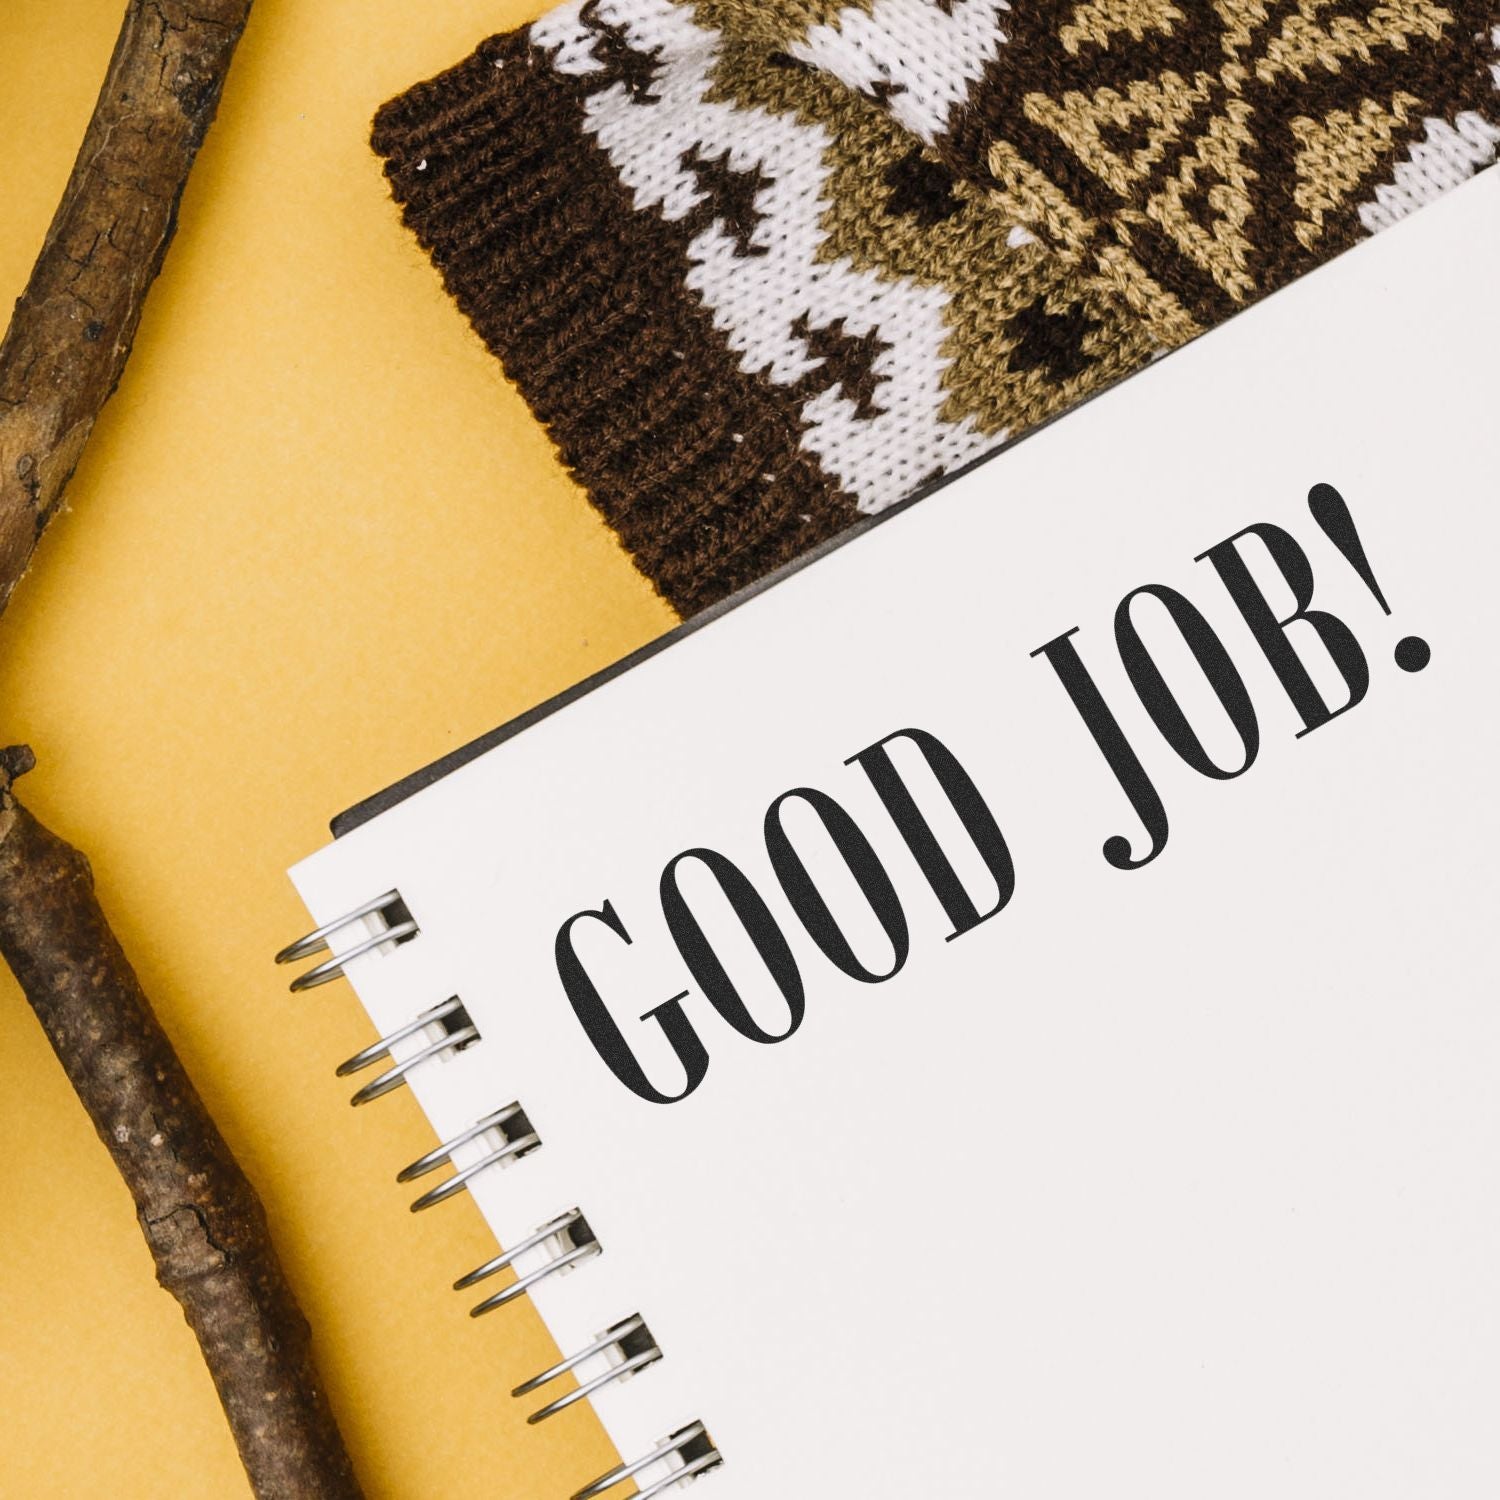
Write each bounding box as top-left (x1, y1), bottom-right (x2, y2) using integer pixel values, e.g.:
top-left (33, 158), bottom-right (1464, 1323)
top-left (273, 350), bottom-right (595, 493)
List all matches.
top-left (373, 31), bottom-right (862, 616)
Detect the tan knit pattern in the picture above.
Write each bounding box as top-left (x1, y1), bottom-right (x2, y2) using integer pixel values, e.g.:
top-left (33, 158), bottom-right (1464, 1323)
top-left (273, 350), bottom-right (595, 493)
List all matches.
top-left (741, 0), bottom-right (1499, 324)
top-left (705, 41), bottom-right (1159, 436)
top-left (693, 0), bottom-right (873, 47)
top-left (999, 0), bottom-right (1492, 320)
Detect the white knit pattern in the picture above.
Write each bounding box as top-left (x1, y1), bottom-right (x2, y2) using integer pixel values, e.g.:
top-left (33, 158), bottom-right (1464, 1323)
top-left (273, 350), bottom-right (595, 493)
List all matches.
top-left (529, 0), bottom-right (1498, 507)
top-left (785, 0), bottom-right (1012, 146)
top-left (1357, 111), bottom-right (1500, 234)
top-left (532, 0), bottom-right (999, 513)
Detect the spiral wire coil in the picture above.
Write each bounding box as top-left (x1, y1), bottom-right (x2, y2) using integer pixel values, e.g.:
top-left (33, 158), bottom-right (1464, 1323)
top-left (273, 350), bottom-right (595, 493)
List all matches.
top-left (278, 893), bottom-right (723, 1496)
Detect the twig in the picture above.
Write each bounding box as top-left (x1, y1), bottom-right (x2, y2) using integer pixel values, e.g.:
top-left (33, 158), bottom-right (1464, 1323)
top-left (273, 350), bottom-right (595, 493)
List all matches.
top-left (0, 5), bottom-right (365, 1496)
top-left (0, 0), bottom-right (250, 610)
top-left (0, 749), bottom-right (362, 1499)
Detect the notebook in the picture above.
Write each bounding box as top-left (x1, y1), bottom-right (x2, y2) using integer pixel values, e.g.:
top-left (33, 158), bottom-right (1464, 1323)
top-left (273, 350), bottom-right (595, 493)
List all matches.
top-left (280, 166), bottom-right (1500, 1499)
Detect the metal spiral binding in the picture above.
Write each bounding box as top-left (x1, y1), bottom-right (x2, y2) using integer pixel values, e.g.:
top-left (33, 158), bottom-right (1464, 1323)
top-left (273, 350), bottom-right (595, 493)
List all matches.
top-left (274, 890), bottom-right (417, 991)
top-left (397, 1102), bottom-right (541, 1212)
top-left (455, 1207), bottom-right (602, 1316)
top-left (335, 995), bottom-right (479, 1106)
top-left (513, 1315), bottom-right (663, 1425)
top-left (279, 895), bottom-right (723, 1497)
top-left (573, 1423), bottom-right (722, 1500)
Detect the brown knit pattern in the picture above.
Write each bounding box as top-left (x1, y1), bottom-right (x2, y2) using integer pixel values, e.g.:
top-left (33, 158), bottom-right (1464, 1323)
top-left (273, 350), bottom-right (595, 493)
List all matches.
top-left (374, 0), bottom-right (1498, 614)
top-left (709, 0), bottom-right (1500, 334)
top-left (373, 34), bottom-right (864, 616)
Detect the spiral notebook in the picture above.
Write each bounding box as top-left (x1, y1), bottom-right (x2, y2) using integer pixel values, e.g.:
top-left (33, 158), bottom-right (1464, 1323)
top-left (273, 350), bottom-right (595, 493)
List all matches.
top-left (281, 167), bottom-right (1500, 1499)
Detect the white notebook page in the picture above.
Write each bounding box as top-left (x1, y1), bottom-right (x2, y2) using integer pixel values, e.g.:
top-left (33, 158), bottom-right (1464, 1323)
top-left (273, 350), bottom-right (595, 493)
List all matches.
top-left (291, 168), bottom-right (1500, 1498)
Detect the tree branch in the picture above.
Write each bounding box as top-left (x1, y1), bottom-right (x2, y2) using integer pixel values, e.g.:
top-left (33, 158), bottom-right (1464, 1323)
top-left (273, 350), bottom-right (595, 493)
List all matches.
top-left (0, 0), bottom-right (251, 611)
top-left (0, 749), bottom-right (362, 1498)
top-left (0, 5), bottom-right (366, 1496)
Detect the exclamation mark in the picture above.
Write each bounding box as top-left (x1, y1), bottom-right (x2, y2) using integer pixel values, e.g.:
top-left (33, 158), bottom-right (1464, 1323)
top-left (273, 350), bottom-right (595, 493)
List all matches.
top-left (1308, 482), bottom-right (1430, 673)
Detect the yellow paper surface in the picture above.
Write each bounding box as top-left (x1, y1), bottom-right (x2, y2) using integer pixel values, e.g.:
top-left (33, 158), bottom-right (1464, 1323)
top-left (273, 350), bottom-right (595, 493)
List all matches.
top-left (0, 2), bottom-right (674, 1495)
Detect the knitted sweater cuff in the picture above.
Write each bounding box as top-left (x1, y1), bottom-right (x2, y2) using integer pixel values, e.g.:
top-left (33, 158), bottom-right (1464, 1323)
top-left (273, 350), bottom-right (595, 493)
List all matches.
top-left (372, 29), bottom-right (870, 616)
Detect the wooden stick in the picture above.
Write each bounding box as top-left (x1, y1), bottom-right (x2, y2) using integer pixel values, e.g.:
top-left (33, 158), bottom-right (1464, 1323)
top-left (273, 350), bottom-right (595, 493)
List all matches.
top-left (0, 0), bottom-right (252, 610)
top-left (0, 748), bottom-right (363, 1499)
top-left (0, 5), bottom-right (366, 1495)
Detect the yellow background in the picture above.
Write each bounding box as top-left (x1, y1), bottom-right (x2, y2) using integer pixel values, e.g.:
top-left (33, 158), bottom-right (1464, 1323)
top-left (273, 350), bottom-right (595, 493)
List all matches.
top-left (0, 2), bottom-right (675, 1494)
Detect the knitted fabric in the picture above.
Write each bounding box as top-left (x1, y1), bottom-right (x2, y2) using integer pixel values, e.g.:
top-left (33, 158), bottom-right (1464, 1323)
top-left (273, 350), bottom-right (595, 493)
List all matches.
top-left (705, 0), bottom-right (1500, 332)
top-left (373, 1), bottom-right (1499, 615)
